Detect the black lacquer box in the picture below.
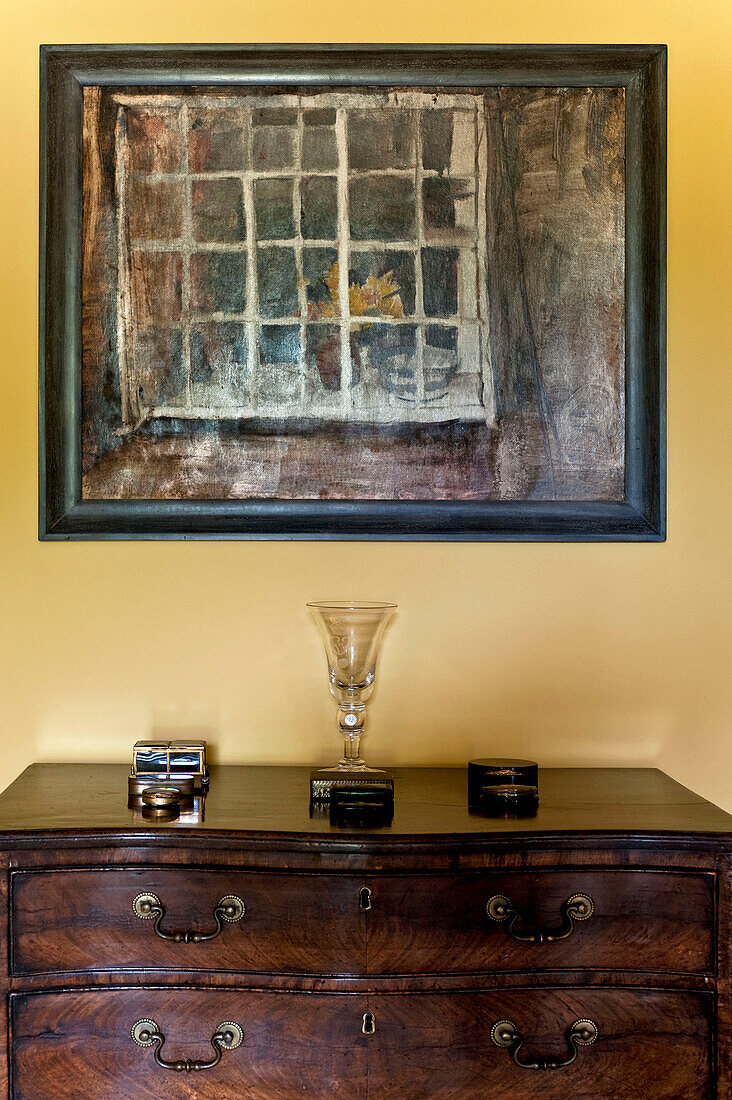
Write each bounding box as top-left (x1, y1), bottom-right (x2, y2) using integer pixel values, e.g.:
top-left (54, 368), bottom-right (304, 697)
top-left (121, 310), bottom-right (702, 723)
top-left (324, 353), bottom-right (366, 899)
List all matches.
top-left (468, 758), bottom-right (539, 808)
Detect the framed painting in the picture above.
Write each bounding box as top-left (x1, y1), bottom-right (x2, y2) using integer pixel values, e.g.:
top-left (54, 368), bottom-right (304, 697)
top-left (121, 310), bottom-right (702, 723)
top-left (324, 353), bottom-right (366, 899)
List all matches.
top-left (39, 44), bottom-right (666, 540)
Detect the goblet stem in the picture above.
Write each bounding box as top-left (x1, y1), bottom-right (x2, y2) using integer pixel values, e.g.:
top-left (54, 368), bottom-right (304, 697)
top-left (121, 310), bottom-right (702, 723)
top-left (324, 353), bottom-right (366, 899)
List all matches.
top-left (338, 699), bottom-right (366, 769)
top-left (340, 734), bottom-right (364, 768)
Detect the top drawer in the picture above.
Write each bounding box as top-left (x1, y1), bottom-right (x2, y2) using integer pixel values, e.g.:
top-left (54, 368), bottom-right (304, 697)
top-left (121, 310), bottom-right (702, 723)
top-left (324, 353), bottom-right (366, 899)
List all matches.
top-left (10, 866), bottom-right (715, 979)
top-left (11, 868), bottom-right (367, 977)
top-left (365, 869), bottom-right (715, 976)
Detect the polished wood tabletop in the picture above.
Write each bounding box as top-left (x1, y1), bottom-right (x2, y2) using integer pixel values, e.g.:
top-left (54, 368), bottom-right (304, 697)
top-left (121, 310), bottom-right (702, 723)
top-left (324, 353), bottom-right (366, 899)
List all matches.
top-left (0, 764), bottom-right (729, 842)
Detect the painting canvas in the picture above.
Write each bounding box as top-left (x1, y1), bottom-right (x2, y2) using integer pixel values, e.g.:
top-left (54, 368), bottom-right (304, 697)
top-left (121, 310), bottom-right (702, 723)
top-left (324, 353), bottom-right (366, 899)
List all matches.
top-left (40, 46), bottom-right (665, 538)
top-left (82, 85), bottom-right (624, 502)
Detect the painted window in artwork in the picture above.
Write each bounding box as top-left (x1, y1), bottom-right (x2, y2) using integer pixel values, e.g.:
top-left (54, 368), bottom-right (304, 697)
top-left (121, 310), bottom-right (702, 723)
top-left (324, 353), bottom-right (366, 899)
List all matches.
top-left (116, 93), bottom-right (492, 428)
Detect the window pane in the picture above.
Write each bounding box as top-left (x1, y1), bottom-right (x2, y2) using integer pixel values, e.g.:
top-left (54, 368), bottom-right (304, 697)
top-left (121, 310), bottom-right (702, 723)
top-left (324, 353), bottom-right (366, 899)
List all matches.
top-left (259, 327), bottom-right (302, 403)
top-left (348, 109), bottom-right (415, 170)
top-left (447, 112), bottom-right (477, 176)
top-left (133, 328), bottom-right (185, 406)
top-left (301, 177), bottom-right (338, 240)
top-left (304, 108), bottom-right (336, 126)
top-left (307, 324), bottom-right (342, 391)
top-left (120, 94), bottom-right (491, 432)
top-left (188, 108), bottom-right (247, 172)
top-left (192, 178), bottom-right (245, 243)
top-left (302, 248), bottom-right (339, 317)
top-left (422, 248), bottom-right (458, 317)
top-left (424, 325), bottom-right (459, 399)
top-left (131, 252), bottom-right (182, 325)
top-left (302, 126), bottom-right (338, 171)
top-left (253, 108), bottom-right (298, 127)
top-left (190, 252), bottom-right (247, 313)
top-left (422, 178), bottom-right (475, 241)
top-left (190, 322), bottom-right (248, 406)
top-left (253, 126), bottom-right (296, 171)
top-left (349, 177), bottom-right (415, 241)
top-left (420, 110), bottom-right (454, 174)
top-left (352, 323), bottom-right (417, 398)
top-left (254, 178), bottom-right (295, 239)
top-left (260, 325), bottom-right (300, 363)
top-left (349, 251), bottom-right (415, 316)
top-left (128, 180), bottom-right (183, 240)
top-left (127, 107), bottom-right (182, 173)
top-left (421, 109), bottom-right (475, 176)
top-left (257, 248), bottom-right (298, 318)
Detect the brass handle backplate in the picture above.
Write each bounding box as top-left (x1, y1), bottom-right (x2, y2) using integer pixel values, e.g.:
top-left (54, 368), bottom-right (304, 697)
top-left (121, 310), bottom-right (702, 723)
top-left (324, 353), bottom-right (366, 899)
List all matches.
top-left (131, 1018), bottom-right (243, 1072)
top-left (486, 892), bottom-right (594, 944)
top-left (491, 1017), bottom-right (598, 1071)
top-left (133, 892), bottom-right (246, 943)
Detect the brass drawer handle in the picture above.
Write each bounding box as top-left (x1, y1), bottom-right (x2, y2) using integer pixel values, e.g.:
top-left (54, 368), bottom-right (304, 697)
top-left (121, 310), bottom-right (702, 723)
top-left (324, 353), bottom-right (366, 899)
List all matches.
top-left (131, 1018), bottom-right (242, 1072)
top-left (486, 892), bottom-right (594, 944)
top-left (491, 1017), bottom-right (598, 1071)
top-left (132, 893), bottom-right (246, 943)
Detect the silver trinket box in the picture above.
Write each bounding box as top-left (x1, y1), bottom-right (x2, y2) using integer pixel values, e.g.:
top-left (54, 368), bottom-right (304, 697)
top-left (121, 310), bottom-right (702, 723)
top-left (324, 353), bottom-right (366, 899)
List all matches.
top-left (129, 739), bottom-right (209, 792)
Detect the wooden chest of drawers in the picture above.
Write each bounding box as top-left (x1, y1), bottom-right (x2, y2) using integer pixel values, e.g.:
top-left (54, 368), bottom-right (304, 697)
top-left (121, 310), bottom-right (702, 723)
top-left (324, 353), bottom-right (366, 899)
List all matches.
top-left (0, 764), bottom-right (729, 1098)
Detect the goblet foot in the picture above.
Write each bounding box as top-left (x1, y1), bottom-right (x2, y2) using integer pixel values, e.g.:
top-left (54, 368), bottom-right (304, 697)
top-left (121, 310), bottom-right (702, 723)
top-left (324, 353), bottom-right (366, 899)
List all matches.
top-left (309, 766), bottom-right (394, 804)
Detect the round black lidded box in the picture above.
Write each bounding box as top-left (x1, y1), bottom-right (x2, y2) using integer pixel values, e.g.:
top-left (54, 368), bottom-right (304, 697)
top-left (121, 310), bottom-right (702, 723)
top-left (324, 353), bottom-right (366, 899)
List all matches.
top-left (468, 758), bottom-right (539, 808)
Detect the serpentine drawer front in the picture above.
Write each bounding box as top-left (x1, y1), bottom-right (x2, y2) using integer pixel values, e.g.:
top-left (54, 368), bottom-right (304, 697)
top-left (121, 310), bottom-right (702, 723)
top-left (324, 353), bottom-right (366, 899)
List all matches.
top-left (365, 870), bottom-right (715, 975)
top-left (366, 988), bottom-right (713, 1100)
top-left (11, 867), bottom-right (714, 978)
top-left (9, 987), bottom-right (713, 1100)
top-left (10, 989), bottom-right (369, 1100)
top-left (10, 869), bottom-right (367, 977)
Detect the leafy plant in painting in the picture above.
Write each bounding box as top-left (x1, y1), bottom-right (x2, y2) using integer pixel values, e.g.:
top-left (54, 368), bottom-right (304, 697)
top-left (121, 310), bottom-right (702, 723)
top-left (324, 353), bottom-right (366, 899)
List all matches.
top-left (307, 262), bottom-right (406, 390)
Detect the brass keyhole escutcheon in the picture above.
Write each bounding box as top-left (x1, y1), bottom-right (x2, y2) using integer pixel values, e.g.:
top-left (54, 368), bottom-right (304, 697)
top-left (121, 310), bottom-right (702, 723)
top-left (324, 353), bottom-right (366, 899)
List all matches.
top-left (362, 1012), bottom-right (376, 1035)
top-left (359, 886), bottom-right (373, 911)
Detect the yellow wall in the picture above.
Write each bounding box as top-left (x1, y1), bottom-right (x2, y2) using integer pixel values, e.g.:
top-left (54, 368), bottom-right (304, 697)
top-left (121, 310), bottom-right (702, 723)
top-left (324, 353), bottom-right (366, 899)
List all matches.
top-left (1, 1), bottom-right (730, 811)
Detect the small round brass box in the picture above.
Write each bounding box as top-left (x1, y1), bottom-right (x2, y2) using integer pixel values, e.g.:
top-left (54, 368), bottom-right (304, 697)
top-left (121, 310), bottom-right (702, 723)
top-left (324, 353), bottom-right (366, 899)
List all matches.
top-left (140, 804), bottom-right (179, 822)
top-left (141, 786), bottom-right (182, 809)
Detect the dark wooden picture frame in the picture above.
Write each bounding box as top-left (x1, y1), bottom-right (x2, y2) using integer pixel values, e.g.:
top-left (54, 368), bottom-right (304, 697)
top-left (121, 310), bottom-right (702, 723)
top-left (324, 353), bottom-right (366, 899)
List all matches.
top-left (39, 44), bottom-right (666, 541)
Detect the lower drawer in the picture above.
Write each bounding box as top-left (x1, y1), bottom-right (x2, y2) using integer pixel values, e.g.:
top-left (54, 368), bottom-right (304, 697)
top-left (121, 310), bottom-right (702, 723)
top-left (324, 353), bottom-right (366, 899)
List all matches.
top-left (11, 988), bottom-right (368, 1099)
top-left (368, 988), bottom-right (713, 1099)
top-left (10, 986), bottom-right (713, 1099)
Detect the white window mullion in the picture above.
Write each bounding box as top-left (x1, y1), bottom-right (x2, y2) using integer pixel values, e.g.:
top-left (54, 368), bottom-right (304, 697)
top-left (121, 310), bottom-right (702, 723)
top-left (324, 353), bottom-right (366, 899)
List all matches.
top-left (335, 108), bottom-right (352, 407)
top-left (115, 105), bottom-right (138, 429)
top-left (113, 91), bottom-right (481, 110)
top-left (475, 103), bottom-right (494, 423)
top-left (413, 110), bottom-right (427, 407)
top-left (294, 104), bottom-right (308, 406)
top-left (180, 102), bottom-right (193, 409)
top-left (242, 108), bottom-right (260, 412)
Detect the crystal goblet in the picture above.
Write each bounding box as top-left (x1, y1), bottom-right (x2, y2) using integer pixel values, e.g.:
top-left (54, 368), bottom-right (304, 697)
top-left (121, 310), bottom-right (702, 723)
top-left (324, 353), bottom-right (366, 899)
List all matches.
top-left (308, 601), bottom-right (396, 801)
